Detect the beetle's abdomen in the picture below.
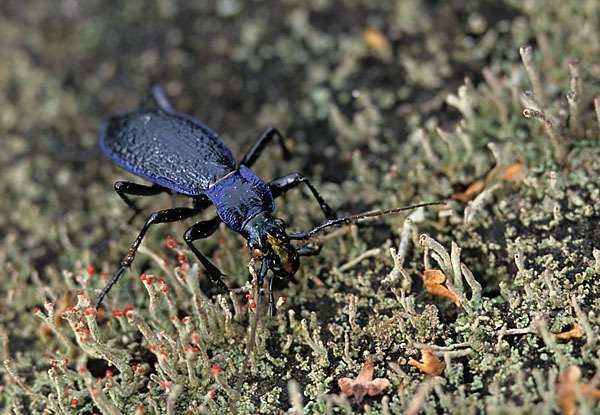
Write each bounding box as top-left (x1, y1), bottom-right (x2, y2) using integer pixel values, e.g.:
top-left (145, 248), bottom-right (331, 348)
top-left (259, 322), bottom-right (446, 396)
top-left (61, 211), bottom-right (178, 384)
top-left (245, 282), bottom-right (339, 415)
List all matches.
top-left (100, 109), bottom-right (236, 195)
top-left (205, 166), bottom-right (274, 232)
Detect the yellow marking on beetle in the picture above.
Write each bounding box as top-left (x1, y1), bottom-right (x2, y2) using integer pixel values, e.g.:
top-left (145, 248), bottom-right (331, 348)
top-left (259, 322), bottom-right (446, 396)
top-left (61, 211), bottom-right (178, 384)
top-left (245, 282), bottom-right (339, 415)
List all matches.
top-left (267, 234), bottom-right (289, 265)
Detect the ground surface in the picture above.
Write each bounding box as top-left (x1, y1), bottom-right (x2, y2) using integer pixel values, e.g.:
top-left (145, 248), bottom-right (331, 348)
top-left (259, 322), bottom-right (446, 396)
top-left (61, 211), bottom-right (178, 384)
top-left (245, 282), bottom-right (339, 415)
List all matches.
top-left (1, 1), bottom-right (600, 414)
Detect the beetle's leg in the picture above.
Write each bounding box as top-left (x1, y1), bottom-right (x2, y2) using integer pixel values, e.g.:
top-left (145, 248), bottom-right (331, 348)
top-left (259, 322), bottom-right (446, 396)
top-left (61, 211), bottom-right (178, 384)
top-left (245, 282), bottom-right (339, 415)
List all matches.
top-left (150, 85), bottom-right (174, 111)
top-left (296, 243), bottom-right (322, 256)
top-left (96, 207), bottom-right (199, 309)
top-left (96, 266), bottom-right (128, 309)
top-left (269, 173), bottom-right (337, 220)
top-left (268, 274), bottom-right (278, 316)
top-left (256, 258), bottom-right (268, 311)
top-left (124, 207), bottom-right (198, 266)
top-left (183, 217), bottom-right (230, 293)
top-left (114, 181), bottom-right (170, 215)
top-left (238, 127), bottom-right (291, 168)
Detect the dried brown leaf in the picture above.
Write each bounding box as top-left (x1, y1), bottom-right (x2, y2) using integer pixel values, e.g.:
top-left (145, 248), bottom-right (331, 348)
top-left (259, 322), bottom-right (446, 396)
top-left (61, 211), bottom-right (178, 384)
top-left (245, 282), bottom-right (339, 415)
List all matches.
top-left (555, 323), bottom-right (584, 340)
top-left (452, 180), bottom-right (485, 202)
top-left (421, 270), bottom-right (460, 305)
top-left (338, 358), bottom-right (390, 403)
top-left (503, 163), bottom-right (525, 181)
top-left (363, 29), bottom-right (389, 50)
top-left (408, 351), bottom-right (446, 376)
top-left (556, 366), bottom-right (600, 415)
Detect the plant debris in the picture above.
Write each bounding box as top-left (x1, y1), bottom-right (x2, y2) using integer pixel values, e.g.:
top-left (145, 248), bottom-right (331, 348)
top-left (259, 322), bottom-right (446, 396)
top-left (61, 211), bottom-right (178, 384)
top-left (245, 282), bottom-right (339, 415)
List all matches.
top-left (408, 350), bottom-right (446, 376)
top-left (338, 358), bottom-right (390, 403)
top-left (421, 270), bottom-right (460, 306)
top-left (556, 366), bottom-right (600, 415)
top-left (555, 324), bottom-right (585, 340)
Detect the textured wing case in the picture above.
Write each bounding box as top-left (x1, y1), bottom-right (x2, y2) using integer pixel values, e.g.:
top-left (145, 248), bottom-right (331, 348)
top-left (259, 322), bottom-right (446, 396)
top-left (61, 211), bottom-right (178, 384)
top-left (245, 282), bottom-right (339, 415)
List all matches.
top-left (100, 109), bottom-right (236, 195)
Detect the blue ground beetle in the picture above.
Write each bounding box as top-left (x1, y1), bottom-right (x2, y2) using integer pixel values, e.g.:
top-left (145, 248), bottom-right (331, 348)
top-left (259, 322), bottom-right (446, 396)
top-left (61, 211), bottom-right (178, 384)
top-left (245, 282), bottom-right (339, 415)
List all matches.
top-left (97, 86), bottom-right (441, 316)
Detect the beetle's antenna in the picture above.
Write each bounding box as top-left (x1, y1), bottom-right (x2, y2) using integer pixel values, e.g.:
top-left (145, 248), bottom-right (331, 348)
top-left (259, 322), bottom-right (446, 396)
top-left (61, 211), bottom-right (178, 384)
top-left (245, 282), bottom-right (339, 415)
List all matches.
top-left (290, 201), bottom-right (446, 240)
top-left (231, 259), bottom-right (268, 412)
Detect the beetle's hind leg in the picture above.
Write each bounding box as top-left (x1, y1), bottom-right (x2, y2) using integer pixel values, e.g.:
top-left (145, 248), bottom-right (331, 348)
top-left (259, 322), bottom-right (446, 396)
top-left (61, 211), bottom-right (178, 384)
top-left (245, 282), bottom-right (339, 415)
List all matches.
top-left (148, 85), bottom-right (174, 111)
top-left (269, 173), bottom-right (337, 220)
top-left (96, 207), bottom-right (199, 309)
top-left (114, 181), bottom-right (170, 222)
top-left (183, 217), bottom-right (230, 293)
top-left (238, 127), bottom-right (291, 168)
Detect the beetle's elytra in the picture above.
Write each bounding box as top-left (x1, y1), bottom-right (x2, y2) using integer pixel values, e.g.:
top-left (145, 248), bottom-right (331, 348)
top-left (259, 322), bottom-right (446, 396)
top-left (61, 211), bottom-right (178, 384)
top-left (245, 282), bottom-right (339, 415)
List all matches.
top-left (101, 108), bottom-right (237, 195)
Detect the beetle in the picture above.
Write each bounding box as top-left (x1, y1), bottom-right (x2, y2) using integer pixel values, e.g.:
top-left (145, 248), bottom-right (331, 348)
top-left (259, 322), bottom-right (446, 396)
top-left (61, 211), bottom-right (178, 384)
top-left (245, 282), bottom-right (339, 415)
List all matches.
top-left (97, 86), bottom-right (441, 315)
top-left (98, 86), bottom-right (444, 407)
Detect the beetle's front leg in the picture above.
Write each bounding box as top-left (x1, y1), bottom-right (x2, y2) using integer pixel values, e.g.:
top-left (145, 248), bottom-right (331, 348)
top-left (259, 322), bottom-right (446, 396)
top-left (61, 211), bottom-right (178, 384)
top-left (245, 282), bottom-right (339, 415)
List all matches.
top-left (296, 243), bottom-right (322, 256)
top-left (183, 217), bottom-right (230, 293)
top-left (267, 274), bottom-right (280, 316)
top-left (269, 173), bottom-right (337, 220)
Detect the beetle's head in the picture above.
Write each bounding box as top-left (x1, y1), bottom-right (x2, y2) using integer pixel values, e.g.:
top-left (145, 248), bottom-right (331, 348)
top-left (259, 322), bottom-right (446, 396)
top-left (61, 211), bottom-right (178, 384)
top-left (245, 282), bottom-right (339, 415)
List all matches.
top-left (244, 212), bottom-right (299, 278)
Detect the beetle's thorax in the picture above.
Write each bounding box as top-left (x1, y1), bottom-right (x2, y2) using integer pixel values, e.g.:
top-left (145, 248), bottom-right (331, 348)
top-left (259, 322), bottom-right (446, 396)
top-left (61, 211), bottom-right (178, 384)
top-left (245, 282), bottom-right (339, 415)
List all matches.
top-left (204, 166), bottom-right (274, 233)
